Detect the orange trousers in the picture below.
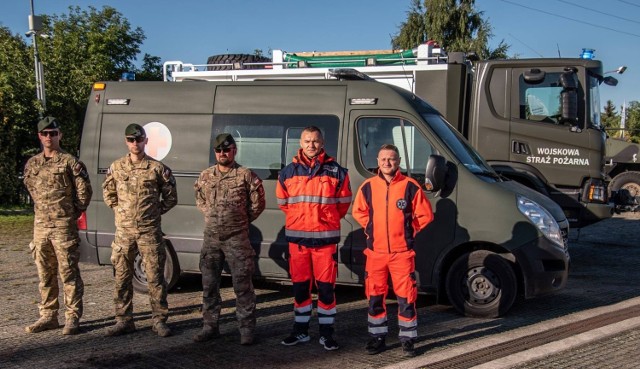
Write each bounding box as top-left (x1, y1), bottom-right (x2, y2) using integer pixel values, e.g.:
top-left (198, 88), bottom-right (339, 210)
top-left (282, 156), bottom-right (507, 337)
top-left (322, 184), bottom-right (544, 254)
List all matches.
top-left (288, 243), bottom-right (337, 336)
top-left (364, 248), bottom-right (418, 342)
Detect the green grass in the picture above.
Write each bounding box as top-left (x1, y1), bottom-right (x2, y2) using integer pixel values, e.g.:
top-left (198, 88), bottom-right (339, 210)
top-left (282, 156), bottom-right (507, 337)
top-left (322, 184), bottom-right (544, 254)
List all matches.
top-left (0, 214), bottom-right (33, 244)
top-left (0, 204), bottom-right (32, 211)
top-left (0, 213), bottom-right (33, 226)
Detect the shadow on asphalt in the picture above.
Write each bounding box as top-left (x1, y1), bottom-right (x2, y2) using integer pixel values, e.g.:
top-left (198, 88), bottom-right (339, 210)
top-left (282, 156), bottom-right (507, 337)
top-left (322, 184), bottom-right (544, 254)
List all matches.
top-left (4, 215), bottom-right (639, 369)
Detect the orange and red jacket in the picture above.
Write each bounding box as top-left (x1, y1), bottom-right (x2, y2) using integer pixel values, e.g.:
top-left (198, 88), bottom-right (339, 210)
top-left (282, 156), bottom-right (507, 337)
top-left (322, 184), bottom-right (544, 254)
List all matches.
top-left (276, 149), bottom-right (352, 247)
top-left (352, 170), bottom-right (433, 253)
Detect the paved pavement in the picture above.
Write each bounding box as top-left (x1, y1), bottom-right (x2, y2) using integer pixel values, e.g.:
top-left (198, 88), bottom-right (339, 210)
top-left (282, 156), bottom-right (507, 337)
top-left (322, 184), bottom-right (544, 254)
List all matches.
top-left (1, 211), bottom-right (639, 368)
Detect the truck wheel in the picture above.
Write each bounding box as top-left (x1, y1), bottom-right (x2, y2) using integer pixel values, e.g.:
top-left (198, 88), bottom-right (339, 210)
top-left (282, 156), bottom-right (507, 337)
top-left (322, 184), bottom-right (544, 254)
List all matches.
top-left (132, 242), bottom-right (180, 294)
top-left (609, 171), bottom-right (640, 198)
top-left (206, 54), bottom-right (271, 70)
top-left (446, 250), bottom-right (517, 318)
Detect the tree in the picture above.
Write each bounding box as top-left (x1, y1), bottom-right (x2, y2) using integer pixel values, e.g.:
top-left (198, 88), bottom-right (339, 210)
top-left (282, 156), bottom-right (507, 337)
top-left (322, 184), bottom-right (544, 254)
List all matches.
top-left (393, 0), bottom-right (509, 59)
top-left (625, 101), bottom-right (640, 143)
top-left (601, 100), bottom-right (621, 136)
top-left (392, 0), bottom-right (427, 50)
top-left (37, 6), bottom-right (150, 153)
top-left (135, 53), bottom-right (163, 81)
top-left (0, 27), bottom-right (40, 205)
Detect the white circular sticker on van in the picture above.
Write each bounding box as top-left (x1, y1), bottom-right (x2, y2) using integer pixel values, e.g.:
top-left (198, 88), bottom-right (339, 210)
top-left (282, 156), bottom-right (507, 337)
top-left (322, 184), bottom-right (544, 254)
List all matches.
top-left (143, 122), bottom-right (172, 161)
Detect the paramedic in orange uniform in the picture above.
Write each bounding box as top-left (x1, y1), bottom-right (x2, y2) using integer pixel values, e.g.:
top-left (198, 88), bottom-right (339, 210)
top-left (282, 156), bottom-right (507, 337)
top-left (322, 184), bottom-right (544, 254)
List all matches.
top-left (352, 144), bottom-right (433, 358)
top-left (276, 126), bottom-right (352, 351)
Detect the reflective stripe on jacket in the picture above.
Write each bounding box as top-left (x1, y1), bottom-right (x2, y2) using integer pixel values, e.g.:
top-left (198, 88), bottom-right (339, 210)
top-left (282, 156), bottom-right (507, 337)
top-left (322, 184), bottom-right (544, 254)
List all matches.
top-left (276, 149), bottom-right (351, 247)
top-left (352, 170), bottom-right (433, 253)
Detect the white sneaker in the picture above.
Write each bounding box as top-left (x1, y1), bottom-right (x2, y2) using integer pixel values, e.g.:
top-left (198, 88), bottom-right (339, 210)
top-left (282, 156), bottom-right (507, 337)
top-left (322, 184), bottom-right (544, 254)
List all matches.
top-left (281, 332), bottom-right (310, 346)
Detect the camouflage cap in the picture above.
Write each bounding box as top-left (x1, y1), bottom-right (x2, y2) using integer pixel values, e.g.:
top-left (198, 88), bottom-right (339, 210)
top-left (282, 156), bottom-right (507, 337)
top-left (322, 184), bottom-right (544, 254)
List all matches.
top-left (37, 116), bottom-right (60, 132)
top-left (213, 133), bottom-right (236, 150)
top-left (125, 123), bottom-right (146, 137)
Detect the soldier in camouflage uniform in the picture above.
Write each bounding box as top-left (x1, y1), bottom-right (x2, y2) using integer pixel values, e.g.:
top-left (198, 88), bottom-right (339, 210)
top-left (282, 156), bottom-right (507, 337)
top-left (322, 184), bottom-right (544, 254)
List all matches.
top-left (23, 116), bottom-right (93, 335)
top-left (102, 123), bottom-right (177, 337)
top-left (193, 133), bottom-right (265, 345)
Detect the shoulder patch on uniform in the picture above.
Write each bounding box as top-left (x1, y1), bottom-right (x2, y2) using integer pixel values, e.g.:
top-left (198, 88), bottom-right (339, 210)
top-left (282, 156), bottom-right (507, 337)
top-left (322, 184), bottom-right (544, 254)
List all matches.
top-left (163, 167), bottom-right (176, 186)
top-left (74, 162), bottom-right (89, 179)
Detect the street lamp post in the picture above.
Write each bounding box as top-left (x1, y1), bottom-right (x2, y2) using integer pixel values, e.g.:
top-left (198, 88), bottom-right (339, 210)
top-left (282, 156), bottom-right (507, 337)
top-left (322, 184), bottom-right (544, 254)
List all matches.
top-left (604, 66), bottom-right (627, 75)
top-left (27, 0), bottom-right (46, 114)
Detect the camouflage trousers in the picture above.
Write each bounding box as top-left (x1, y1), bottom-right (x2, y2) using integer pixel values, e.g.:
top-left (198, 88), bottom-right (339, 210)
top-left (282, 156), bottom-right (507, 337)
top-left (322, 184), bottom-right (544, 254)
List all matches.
top-left (110, 227), bottom-right (168, 323)
top-left (199, 228), bottom-right (256, 333)
top-left (30, 225), bottom-right (84, 321)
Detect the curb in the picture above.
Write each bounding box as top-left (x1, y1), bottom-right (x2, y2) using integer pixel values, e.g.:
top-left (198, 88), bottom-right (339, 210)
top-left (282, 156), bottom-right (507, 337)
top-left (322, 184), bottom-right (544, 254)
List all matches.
top-left (383, 296), bottom-right (640, 369)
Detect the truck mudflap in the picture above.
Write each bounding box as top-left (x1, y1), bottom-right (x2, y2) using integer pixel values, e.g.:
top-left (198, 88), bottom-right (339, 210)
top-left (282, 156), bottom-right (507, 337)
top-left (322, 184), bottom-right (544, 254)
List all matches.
top-left (512, 235), bottom-right (570, 299)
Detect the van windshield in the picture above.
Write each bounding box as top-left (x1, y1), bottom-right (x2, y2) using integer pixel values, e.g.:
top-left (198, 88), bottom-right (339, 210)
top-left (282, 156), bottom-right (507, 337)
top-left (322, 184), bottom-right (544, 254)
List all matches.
top-left (402, 93), bottom-right (495, 176)
top-left (421, 112), bottom-right (496, 175)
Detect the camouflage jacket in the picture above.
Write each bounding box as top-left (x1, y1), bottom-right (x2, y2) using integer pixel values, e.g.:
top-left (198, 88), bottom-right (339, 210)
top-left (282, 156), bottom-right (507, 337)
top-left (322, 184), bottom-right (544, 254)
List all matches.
top-left (194, 163), bottom-right (265, 237)
top-left (102, 154), bottom-right (177, 229)
top-left (24, 150), bottom-right (93, 228)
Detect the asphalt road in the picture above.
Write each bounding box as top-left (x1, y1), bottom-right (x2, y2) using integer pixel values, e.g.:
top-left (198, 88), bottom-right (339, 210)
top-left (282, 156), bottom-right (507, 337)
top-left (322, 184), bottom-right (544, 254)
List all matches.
top-left (1, 211), bottom-right (639, 368)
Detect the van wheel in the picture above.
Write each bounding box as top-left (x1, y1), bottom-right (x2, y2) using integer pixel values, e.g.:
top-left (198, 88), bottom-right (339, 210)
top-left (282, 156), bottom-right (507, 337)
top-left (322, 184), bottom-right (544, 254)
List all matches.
top-left (609, 171), bottom-right (640, 198)
top-left (206, 54), bottom-right (271, 70)
top-left (132, 242), bottom-right (180, 294)
top-left (446, 250), bottom-right (517, 318)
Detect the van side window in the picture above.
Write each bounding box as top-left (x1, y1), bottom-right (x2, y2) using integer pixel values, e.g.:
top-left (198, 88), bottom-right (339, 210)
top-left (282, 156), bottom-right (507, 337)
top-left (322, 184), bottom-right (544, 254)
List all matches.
top-left (356, 117), bottom-right (434, 184)
top-left (212, 114), bottom-right (339, 179)
top-left (518, 73), bottom-right (563, 124)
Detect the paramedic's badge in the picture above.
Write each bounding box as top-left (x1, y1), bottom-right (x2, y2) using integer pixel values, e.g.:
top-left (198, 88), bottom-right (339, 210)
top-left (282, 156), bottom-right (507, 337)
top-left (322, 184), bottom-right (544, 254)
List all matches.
top-left (396, 199), bottom-right (407, 210)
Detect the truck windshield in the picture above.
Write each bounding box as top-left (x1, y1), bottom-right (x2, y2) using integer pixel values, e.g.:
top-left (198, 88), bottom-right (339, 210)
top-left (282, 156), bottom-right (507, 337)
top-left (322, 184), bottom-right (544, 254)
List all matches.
top-left (588, 76), bottom-right (602, 129)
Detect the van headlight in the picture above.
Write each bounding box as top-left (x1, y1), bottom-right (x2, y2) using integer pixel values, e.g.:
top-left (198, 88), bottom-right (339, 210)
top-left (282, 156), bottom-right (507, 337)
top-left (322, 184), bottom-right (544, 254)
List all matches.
top-left (516, 195), bottom-right (564, 248)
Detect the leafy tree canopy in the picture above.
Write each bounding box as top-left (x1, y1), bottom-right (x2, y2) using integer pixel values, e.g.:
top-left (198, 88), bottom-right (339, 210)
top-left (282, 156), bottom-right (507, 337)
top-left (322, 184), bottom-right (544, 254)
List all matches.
top-left (393, 0), bottom-right (509, 60)
top-left (0, 6), bottom-right (161, 205)
top-left (0, 27), bottom-right (40, 204)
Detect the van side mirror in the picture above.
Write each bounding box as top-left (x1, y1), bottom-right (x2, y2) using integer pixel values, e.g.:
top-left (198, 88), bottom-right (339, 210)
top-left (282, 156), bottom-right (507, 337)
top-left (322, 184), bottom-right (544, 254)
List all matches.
top-left (425, 155), bottom-right (447, 192)
top-left (559, 69), bottom-right (578, 125)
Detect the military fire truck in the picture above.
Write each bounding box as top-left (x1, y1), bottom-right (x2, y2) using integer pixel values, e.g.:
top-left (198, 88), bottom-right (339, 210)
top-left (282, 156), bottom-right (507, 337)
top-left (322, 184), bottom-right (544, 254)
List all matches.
top-left (605, 138), bottom-right (640, 211)
top-left (163, 43), bottom-right (620, 227)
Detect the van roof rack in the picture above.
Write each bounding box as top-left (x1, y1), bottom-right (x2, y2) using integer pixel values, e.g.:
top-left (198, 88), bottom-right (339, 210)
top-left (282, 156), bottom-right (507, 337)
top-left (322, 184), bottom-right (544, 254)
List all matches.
top-left (329, 69), bottom-right (373, 81)
top-left (163, 43), bottom-right (450, 82)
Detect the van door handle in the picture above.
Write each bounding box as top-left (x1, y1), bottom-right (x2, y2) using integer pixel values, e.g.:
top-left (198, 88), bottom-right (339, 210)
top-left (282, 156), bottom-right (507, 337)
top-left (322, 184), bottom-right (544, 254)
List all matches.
top-left (511, 140), bottom-right (530, 155)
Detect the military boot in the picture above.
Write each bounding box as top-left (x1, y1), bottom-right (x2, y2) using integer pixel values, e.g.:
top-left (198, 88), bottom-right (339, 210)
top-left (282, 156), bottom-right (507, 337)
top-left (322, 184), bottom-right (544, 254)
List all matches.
top-left (25, 316), bottom-right (60, 333)
top-left (62, 316), bottom-right (80, 335)
top-left (240, 329), bottom-right (254, 346)
top-left (193, 325), bottom-right (220, 342)
top-left (105, 320), bottom-right (136, 337)
top-left (152, 321), bottom-right (172, 337)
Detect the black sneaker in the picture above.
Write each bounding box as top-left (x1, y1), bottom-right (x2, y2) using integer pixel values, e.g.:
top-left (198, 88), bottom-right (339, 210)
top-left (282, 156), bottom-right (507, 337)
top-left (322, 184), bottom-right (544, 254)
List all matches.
top-left (402, 340), bottom-right (416, 357)
top-left (281, 332), bottom-right (310, 346)
top-left (319, 336), bottom-right (339, 351)
top-left (365, 337), bottom-right (386, 355)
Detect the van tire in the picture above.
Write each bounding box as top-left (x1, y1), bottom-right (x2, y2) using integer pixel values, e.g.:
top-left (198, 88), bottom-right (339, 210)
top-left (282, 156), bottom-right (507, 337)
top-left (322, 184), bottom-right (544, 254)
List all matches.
top-left (609, 171), bottom-right (640, 198)
top-left (206, 54), bottom-right (270, 71)
top-left (445, 250), bottom-right (517, 318)
top-left (132, 241), bottom-right (181, 294)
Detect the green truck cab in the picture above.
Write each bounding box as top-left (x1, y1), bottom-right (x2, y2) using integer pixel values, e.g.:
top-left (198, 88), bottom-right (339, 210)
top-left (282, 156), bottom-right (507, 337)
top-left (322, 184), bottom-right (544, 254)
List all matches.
top-left (78, 75), bottom-right (569, 317)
